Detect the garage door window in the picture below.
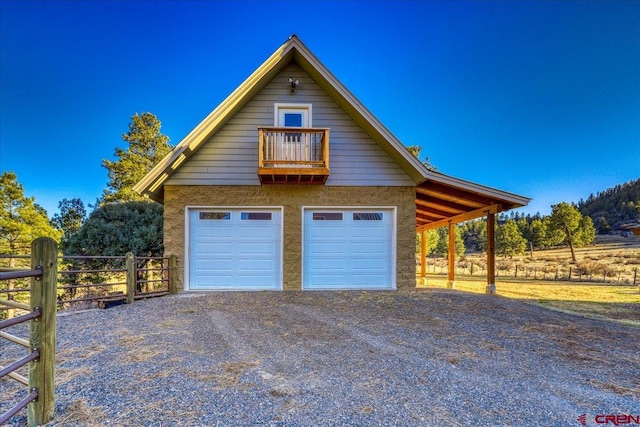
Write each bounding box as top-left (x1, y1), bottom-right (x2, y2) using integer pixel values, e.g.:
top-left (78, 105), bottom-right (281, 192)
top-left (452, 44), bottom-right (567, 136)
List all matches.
top-left (241, 212), bottom-right (272, 220)
top-left (312, 212), bottom-right (343, 221)
top-left (199, 212), bottom-right (230, 220)
top-left (353, 212), bottom-right (383, 221)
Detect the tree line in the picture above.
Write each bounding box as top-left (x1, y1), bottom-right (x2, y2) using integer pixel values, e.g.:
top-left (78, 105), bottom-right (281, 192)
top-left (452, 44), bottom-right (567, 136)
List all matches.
top-left (419, 202), bottom-right (597, 263)
top-left (576, 178), bottom-right (640, 234)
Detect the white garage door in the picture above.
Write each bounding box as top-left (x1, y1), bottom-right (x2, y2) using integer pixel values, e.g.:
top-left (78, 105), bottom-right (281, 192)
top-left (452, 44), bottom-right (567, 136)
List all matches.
top-left (188, 208), bottom-right (282, 290)
top-left (303, 208), bottom-right (395, 290)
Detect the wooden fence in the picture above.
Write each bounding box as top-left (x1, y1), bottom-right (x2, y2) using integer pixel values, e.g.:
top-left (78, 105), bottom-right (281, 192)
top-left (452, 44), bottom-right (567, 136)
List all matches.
top-left (0, 240), bottom-right (178, 425)
top-left (1, 253), bottom-right (177, 316)
top-left (0, 238), bottom-right (57, 426)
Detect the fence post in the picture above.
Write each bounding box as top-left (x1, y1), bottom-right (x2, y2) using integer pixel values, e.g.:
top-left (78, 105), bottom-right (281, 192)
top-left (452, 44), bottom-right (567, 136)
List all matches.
top-left (126, 253), bottom-right (135, 304)
top-left (168, 255), bottom-right (177, 294)
top-left (515, 264), bottom-right (518, 278)
top-left (568, 267), bottom-right (572, 281)
top-left (28, 237), bottom-right (57, 426)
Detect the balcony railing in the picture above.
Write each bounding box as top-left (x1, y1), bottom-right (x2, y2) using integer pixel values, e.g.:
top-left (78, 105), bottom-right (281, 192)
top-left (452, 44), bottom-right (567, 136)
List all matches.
top-left (258, 127), bottom-right (330, 184)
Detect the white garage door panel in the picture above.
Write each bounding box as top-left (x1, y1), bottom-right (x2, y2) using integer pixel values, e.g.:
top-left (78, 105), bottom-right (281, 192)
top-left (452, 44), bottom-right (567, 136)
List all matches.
top-left (312, 245), bottom-right (347, 256)
top-left (351, 259), bottom-right (386, 271)
top-left (199, 243), bottom-right (233, 253)
top-left (198, 226), bottom-right (234, 238)
top-left (304, 209), bottom-right (394, 290)
top-left (239, 242), bottom-right (274, 254)
top-left (189, 209), bottom-right (282, 290)
top-left (237, 228), bottom-right (274, 238)
top-left (312, 258), bottom-right (347, 269)
top-left (237, 260), bottom-right (273, 271)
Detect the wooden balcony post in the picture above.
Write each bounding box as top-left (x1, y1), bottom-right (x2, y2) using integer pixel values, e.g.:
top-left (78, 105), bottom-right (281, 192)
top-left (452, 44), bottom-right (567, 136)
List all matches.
top-left (258, 128), bottom-right (265, 168)
top-left (323, 129), bottom-right (330, 168)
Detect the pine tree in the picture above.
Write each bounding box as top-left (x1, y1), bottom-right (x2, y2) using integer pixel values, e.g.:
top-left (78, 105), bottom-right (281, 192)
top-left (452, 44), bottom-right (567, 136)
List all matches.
top-left (434, 226), bottom-right (465, 257)
top-left (0, 172), bottom-right (61, 318)
top-left (548, 202), bottom-right (584, 262)
top-left (52, 198), bottom-right (87, 245)
top-left (416, 229), bottom-right (439, 254)
top-left (405, 145), bottom-right (437, 171)
top-left (0, 171), bottom-right (61, 254)
top-left (102, 112), bottom-right (173, 203)
top-left (575, 216), bottom-right (596, 247)
top-left (596, 216), bottom-right (611, 234)
top-left (495, 219), bottom-right (527, 258)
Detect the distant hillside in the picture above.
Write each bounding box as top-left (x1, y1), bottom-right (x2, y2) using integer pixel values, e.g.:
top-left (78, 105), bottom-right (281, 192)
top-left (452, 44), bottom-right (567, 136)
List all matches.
top-left (577, 178), bottom-right (640, 234)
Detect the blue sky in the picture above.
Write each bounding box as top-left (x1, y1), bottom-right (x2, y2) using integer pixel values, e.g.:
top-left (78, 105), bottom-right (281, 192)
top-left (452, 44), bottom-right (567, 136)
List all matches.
top-left (1, 0), bottom-right (638, 217)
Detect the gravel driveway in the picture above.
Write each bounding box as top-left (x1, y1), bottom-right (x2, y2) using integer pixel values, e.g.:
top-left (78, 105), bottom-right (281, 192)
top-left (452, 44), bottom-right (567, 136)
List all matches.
top-left (3, 289), bottom-right (639, 426)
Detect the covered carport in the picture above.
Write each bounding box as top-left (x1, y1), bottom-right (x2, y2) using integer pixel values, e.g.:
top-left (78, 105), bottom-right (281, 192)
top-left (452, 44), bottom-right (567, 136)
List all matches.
top-left (415, 174), bottom-right (530, 294)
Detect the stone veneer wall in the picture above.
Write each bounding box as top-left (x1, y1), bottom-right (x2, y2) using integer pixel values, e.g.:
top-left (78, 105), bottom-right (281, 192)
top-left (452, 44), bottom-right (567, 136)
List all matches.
top-left (163, 185), bottom-right (416, 291)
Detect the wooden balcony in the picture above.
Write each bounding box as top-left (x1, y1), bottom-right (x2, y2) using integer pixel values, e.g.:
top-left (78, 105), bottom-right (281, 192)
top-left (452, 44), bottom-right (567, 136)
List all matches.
top-left (258, 127), bottom-right (330, 184)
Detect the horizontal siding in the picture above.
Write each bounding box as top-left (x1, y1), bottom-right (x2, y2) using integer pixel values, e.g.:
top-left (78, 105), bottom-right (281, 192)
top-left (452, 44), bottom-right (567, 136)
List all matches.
top-left (167, 64), bottom-right (414, 187)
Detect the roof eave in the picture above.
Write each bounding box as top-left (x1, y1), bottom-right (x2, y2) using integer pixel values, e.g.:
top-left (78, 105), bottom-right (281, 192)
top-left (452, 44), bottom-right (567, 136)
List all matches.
top-left (418, 168), bottom-right (531, 209)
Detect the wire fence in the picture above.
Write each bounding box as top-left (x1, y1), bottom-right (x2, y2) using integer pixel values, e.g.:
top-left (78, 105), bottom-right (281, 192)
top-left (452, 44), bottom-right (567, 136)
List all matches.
top-left (419, 257), bottom-right (639, 285)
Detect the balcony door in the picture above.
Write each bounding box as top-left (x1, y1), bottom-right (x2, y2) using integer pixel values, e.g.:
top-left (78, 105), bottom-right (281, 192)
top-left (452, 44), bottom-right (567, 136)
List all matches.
top-left (275, 104), bottom-right (312, 164)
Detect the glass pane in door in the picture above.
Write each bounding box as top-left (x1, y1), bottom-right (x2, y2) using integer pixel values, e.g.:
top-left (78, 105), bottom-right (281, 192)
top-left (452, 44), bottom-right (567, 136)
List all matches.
top-left (284, 113), bottom-right (303, 127)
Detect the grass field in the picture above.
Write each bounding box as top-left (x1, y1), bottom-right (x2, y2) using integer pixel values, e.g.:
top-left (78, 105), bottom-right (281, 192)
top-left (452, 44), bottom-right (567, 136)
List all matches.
top-left (417, 235), bottom-right (640, 327)
top-left (418, 275), bottom-right (640, 327)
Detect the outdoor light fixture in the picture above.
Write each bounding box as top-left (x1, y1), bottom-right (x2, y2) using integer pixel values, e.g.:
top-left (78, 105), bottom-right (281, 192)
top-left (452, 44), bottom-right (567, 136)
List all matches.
top-left (289, 77), bottom-right (299, 93)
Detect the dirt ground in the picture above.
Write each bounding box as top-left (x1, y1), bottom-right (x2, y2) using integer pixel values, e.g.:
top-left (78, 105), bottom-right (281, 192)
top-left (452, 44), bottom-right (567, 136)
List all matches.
top-left (2, 289), bottom-right (639, 426)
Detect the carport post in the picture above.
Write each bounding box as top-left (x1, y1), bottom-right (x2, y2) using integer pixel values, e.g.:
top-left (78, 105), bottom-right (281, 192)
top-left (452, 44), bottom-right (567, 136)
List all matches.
top-left (486, 213), bottom-right (496, 294)
top-left (447, 221), bottom-right (455, 289)
top-left (420, 229), bottom-right (427, 286)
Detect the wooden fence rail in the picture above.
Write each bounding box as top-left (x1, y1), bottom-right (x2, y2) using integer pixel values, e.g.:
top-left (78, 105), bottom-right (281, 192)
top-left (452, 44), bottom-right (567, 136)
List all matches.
top-left (0, 237), bottom-right (57, 427)
top-left (1, 253), bottom-right (178, 312)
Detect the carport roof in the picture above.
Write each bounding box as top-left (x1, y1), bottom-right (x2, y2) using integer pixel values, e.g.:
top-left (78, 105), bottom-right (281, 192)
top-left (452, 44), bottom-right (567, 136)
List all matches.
top-left (416, 171), bottom-right (530, 230)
